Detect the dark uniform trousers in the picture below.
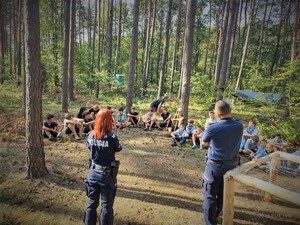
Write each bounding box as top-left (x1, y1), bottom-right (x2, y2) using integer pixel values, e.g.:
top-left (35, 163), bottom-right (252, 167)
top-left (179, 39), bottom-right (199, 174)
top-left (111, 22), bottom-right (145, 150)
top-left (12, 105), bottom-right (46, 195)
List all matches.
top-left (84, 167), bottom-right (117, 225)
top-left (202, 159), bottom-right (238, 225)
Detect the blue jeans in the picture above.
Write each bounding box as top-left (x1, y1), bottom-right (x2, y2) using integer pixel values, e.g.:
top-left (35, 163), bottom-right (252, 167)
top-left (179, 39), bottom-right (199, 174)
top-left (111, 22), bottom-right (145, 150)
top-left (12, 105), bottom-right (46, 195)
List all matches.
top-left (172, 137), bottom-right (187, 144)
top-left (202, 159), bottom-right (237, 225)
top-left (84, 168), bottom-right (117, 225)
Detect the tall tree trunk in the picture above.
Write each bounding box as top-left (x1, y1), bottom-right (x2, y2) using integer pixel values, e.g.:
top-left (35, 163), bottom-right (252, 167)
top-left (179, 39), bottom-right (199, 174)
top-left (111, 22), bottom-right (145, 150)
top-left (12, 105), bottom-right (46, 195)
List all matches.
top-left (114, 0), bottom-right (122, 74)
top-left (226, 0), bottom-right (239, 82)
top-left (203, 0), bottom-right (212, 73)
top-left (17, 0), bottom-right (22, 86)
top-left (256, 0), bottom-right (268, 76)
top-left (208, 0), bottom-right (222, 80)
top-left (141, 0), bottom-right (152, 98)
top-left (88, 0), bottom-right (91, 47)
top-left (155, 5), bottom-right (164, 85)
top-left (218, 0), bottom-right (236, 100)
top-left (97, 0), bottom-right (102, 71)
top-left (91, 0), bottom-right (97, 75)
top-left (51, 1), bottom-right (59, 88)
top-left (291, 0), bottom-right (299, 62)
top-left (61, 0), bottom-right (71, 112)
top-left (126, 0), bottom-right (140, 113)
top-left (9, 1), bottom-right (13, 78)
top-left (180, 0), bottom-right (197, 125)
top-left (269, 0), bottom-right (284, 77)
top-left (106, 0), bottom-right (113, 71)
top-left (235, 0), bottom-right (255, 90)
top-left (169, 0), bottom-right (183, 94)
top-left (0, 0), bottom-right (5, 84)
top-left (68, 0), bottom-right (76, 101)
top-left (177, 0), bottom-right (188, 99)
top-left (140, 0), bottom-right (148, 79)
top-left (278, 0), bottom-right (291, 66)
top-left (157, 0), bottom-right (173, 98)
top-left (24, 0), bottom-right (48, 179)
top-left (214, 1), bottom-right (230, 86)
top-left (148, 0), bottom-right (157, 85)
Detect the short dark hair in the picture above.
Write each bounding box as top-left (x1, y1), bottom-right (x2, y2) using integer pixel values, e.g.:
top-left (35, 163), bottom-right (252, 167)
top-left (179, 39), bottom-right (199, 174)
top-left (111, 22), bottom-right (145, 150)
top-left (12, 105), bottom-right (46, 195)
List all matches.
top-left (47, 114), bottom-right (54, 120)
top-left (119, 107), bottom-right (124, 111)
top-left (215, 100), bottom-right (231, 116)
top-left (163, 96), bottom-right (169, 100)
top-left (252, 135), bottom-right (259, 142)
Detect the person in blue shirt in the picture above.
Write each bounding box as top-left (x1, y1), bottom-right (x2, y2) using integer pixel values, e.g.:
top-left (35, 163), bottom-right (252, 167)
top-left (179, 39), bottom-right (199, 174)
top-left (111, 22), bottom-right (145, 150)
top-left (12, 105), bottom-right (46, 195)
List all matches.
top-left (171, 124), bottom-right (189, 147)
top-left (240, 118), bottom-right (259, 149)
top-left (115, 107), bottom-right (127, 129)
top-left (271, 133), bottom-right (288, 152)
top-left (239, 135), bottom-right (260, 156)
top-left (253, 142), bottom-right (273, 160)
top-left (202, 100), bottom-right (243, 225)
top-left (185, 119), bottom-right (195, 138)
top-left (84, 108), bottom-right (122, 225)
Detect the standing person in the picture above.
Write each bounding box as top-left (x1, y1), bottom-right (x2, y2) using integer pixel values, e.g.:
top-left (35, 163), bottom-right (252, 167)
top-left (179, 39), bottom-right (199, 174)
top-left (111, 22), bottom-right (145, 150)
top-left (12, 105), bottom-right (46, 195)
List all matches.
top-left (84, 108), bottom-right (122, 225)
top-left (150, 96), bottom-right (170, 114)
top-left (202, 101), bottom-right (243, 225)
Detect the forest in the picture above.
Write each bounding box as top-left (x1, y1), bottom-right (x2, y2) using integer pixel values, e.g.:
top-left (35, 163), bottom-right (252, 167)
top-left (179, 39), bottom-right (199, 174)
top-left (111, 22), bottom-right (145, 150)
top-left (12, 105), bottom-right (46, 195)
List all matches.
top-left (0, 0), bottom-right (300, 224)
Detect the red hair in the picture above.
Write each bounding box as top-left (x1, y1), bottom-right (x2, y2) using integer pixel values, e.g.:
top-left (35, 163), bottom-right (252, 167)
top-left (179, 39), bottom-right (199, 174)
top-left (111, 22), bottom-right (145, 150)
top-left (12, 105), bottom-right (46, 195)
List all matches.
top-left (92, 108), bottom-right (113, 139)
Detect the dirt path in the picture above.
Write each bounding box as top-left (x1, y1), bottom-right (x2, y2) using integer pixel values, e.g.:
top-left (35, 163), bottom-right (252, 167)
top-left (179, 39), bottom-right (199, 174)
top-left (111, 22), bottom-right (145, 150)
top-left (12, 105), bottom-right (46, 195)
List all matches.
top-left (1, 127), bottom-right (300, 225)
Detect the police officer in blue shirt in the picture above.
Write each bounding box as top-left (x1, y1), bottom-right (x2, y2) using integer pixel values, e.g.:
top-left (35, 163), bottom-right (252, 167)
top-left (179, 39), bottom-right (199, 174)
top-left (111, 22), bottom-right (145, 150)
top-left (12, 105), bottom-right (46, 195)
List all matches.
top-left (84, 108), bottom-right (122, 225)
top-left (202, 100), bottom-right (243, 225)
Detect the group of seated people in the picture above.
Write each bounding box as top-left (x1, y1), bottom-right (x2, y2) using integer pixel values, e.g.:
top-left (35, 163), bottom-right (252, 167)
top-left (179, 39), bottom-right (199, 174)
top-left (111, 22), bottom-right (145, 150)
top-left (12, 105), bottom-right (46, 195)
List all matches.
top-left (42, 101), bottom-right (290, 162)
top-left (238, 118), bottom-right (289, 160)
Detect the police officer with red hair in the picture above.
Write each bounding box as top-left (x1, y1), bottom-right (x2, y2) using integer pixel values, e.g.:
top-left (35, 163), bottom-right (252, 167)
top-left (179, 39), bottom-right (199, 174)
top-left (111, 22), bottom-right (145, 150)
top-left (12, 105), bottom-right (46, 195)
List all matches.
top-left (84, 108), bottom-right (122, 225)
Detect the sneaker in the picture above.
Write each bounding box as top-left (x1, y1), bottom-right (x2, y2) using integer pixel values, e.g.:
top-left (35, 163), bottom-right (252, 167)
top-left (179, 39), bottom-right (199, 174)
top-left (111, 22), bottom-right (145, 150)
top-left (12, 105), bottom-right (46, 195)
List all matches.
top-left (143, 128), bottom-right (149, 131)
top-left (171, 142), bottom-right (177, 146)
top-left (49, 136), bottom-right (56, 142)
top-left (158, 127), bottom-right (163, 130)
top-left (192, 144), bottom-right (196, 149)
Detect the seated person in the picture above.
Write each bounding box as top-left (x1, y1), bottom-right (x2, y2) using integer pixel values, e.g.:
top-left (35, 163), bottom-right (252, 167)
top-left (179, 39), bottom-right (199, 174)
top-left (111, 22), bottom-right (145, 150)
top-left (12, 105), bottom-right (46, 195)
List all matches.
top-left (172, 108), bottom-right (184, 131)
top-left (106, 106), bottom-right (116, 128)
top-left (185, 119), bottom-right (195, 138)
top-left (83, 112), bottom-right (94, 133)
top-left (142, 109), bottom-right (161, 131)
top-left (240, 118), bottom-right (259, 149)
top-left (88, 105), bottom-right (100, 118)
top-left (42, 114), bottom-right (63, 141)
top-left (115, 107), bottom-right (127, 129)
top-left (192, 125), bottom-right (204, 149)
top-left (205, 111), bottom-right (218, 130)
top-left (271, 133), bottom-right (288, 152)
top-left (171, 124), bottom-right (189, 147)
top-left (77, 107), bottom-right (88, 119)
top-left (252, 142), bottom-right (273, 160)
top-left (127, 106), bottom-right (141, 127)
top-left (159, 107), bottom-right (172, 132)
top-left (239, 135), bottom-right (260, 155)
top-left (64, 113), bottom-right (83, 140)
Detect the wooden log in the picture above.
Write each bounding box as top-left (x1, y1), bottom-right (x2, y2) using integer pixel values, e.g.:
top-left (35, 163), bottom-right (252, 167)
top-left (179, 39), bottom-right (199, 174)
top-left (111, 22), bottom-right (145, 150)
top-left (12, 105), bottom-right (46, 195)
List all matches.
top-left (222, 174), bottom-right (235, 225)
top-left (234, 152), bottom-right (280, 173)
top-left (264, 153), bottom-right (281, 201)
top-left (227, 171), bottom-right (300, 206)
top-left (279, 151), bottom-right (300, 164)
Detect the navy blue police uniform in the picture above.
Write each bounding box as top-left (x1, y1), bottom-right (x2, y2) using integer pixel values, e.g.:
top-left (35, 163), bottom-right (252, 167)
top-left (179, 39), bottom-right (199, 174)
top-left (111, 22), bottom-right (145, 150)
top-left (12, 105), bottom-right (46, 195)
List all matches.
top-left (202, 118), bottom-right (243, 225)
top-left (84, 132), bottom-right (122, 225)
top-left (150, 99), bottom-right (164, 112)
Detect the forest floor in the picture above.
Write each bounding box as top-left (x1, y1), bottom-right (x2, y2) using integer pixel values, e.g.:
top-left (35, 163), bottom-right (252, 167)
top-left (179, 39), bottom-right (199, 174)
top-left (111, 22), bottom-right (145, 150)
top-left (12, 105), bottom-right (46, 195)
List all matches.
top-left (0, 115), bottom-right (300, 225)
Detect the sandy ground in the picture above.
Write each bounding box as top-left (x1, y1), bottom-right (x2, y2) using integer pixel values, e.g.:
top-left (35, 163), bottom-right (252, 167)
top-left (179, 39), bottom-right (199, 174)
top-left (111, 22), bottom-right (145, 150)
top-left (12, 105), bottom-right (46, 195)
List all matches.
top-left (0, 124), bottom-right (300, 225)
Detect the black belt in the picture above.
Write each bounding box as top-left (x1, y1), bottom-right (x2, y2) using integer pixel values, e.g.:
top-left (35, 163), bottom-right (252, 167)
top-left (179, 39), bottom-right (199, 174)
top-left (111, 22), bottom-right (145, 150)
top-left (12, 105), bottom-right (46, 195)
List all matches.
top-left (92, 163), bottom-right (111, 171)
top-left (208, 158), bottom-right (238, 166)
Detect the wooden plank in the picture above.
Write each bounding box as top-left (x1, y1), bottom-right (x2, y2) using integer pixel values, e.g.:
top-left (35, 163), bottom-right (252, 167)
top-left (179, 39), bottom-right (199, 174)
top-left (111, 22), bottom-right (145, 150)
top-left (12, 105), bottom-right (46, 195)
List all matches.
top-left (222, 174), bottom-right (235, 225)
top-left (227, 171), bottom-right (300, 206)
top-left (279, 151), bottom-right (300, 164)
